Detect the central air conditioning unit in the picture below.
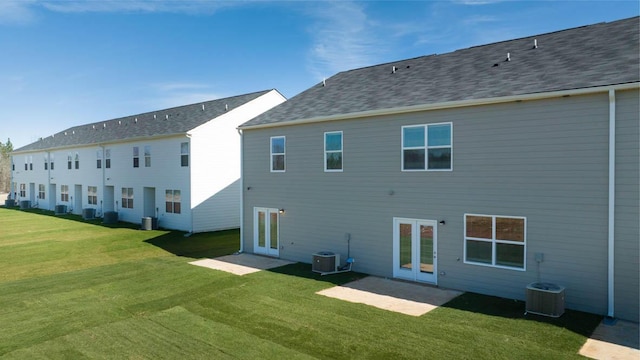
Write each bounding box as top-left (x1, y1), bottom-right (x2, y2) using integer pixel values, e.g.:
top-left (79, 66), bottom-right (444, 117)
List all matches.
top-left (54, 205), bottom-right (67, 215)
top-left (312, 252), bottom-right (340, 274)
top-left (82, 208), bottom-right (96, 220)
top-left (526, 282), bottom-right (565, 318)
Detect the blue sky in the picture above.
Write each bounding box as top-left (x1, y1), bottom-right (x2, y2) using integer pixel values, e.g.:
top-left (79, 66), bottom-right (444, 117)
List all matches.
top-left (1, 1), bottom-right (638, 149)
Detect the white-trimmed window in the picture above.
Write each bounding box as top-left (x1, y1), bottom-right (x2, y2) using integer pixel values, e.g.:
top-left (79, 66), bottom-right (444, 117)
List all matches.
top-left (29, 156), bottom-right (33, 170)
top-left (180, 142), bottom-right (189, 167)
top-left (24, 157), bottom-right (27, 171)
top-left (44, 154), bottom-right (48, 170)
top-left (61, 185), bottom-right (69, 202)
top-left (88, 186), bottom-right (97, 205)
top-left (121, 187), bottom-right (133, 209)
top-left (270, 136), bottom-right (285, 172)
top-left (105, 149), bottom-right (111, 169)
top-left (144, 145), bottom-right (151, 167)
top-left (38, 184), bottom-right (45, 199)
top-left (324, 131), bottom-right (343, 172)
top-left (50, 154), bottom-right (54, 170)
top-left (402, 122), bottom-right (452, 171)
top-left (96, 151), bottom-right (102, 169)
top-left (74, 153), bottom-right (79, 169)
top-left (165, 190), bottom-right (181, 214)
top-left (133, 147), bottom-right (139, 168)
top-left (67, 153), bottom-right (72, 170)
top-left (464, 214), bottom-right (526, 270)
top-left (19, 183), bottom-right (26, 198)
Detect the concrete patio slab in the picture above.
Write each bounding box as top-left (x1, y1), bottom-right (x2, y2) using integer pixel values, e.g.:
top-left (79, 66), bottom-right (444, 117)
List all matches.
top-left (317, 276), bottom-right (462, 316)
top-left (189, 253), bottom-right (294, 276)
top-left (580, 319), bottom-right (639, 360)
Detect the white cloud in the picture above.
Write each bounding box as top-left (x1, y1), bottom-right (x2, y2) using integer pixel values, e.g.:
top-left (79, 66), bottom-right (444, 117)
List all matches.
top-left (40, 0), bottom-right (239, 14)
top-left (0, 0), bottom-right (37, 25)
top-left (305, 1), bottom-right (385, 80)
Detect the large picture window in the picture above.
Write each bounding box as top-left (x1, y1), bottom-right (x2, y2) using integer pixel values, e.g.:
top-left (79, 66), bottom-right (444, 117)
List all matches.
top-left (270, 136), bottom-right (285, 172)
top-left (121, 187), bottom-right (134, 209)
top-left (324, 131), bottom-right (343, 171)
top-left (402, 123), bottom-right (452, 171)
top-left (464, 214), bottom-right (526, 270)
top-left (165, 190), bottom-right (181, 214)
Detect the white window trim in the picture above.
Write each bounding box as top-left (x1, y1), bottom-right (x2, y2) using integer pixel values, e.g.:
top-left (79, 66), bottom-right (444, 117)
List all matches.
top-left (270, 136), bottom-right (286, 173)
top-left (324, 131), bottom-right (343, 172)
top-left (463, 213), bottom-right (527, 271)
top-left (401, 122), bottom-right (453, 172)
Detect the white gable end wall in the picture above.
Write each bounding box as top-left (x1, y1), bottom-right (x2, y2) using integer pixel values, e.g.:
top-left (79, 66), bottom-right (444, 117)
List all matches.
top-left (190, 90), bottom-right (285, 233)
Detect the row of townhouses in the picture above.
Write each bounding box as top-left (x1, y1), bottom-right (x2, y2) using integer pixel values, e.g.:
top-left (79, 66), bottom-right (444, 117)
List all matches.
top-left (10, 17), bottom-right (639, 322)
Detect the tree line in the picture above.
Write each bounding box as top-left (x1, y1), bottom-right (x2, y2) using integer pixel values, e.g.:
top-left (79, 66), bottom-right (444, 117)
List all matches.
top-left (0, 139), bottom-right (13, 193)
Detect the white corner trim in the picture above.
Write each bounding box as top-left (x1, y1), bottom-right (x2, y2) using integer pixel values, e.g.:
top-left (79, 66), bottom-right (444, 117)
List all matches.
top-left (607, 89), bottom-right (616, 318)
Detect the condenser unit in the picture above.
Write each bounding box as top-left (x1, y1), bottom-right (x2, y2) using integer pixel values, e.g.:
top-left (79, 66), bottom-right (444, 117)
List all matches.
top-left (82, 208), bottom-right (96, 220)
top-left (312, 252), bottom-right (340, 274)
top-left (54, 205), bottom-right (67, 215)
top-left (526, 282), bottom-right (565, 318)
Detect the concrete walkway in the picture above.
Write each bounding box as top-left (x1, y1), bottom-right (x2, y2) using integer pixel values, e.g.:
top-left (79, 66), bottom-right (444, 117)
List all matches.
top-left (189, 253), bottom-right (293, 276)
top-left (580, 319), bottom-right (639, 360)
top-left (317, 276), bottom-right (462, 316)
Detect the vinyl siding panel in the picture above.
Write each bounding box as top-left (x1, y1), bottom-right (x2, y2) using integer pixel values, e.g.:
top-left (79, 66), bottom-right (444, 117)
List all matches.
top-left (243, 92), bottom-right (620, 316)
top-left (614, 89), bottom-right (640, 322)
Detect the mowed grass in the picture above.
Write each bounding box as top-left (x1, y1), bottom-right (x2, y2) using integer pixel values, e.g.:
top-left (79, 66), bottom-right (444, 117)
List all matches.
top-left (0, 208), bottom-right (601, 359)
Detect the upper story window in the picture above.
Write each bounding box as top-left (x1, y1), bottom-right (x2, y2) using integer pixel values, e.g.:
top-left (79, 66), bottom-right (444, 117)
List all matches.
top-left (67, 154), bottom-right (72, 170)
top-left (24, 156), bottom-right (28, 171)
top-left (88, 186), bottom-right (98, 205)
top-left (50, 154), bottom-right (54, 170)
top-left (12, 160), bottom-right (14, 171)
top-left (464, 214), bottom-right (526, 270)
top-left (96, 150), bottom-right (102, 169)
top-left (61, 185), bottom-right (69, 202)
top-left (270, 136), bottom-right (285, 172)
top-left (74, 153), bottom-right (80, 169)
top-left (29, 156), bottom-right (33, 171)
top-left (144, 145), bottom-right (151, 167)
top-left (105, 149), bottom-right (111, 169)
top-left (402, 122), bottom-right (452, 171)
top-left (121, 187), bottom-right (134, 209)
top-left (180, 142), bottom-right (189, 167)
top-left (44, 154), bottom-right (48, 170)
top-left (133, 147), bottom-right (139, 168)
top-left (324, 131), bottom-right (343, 172)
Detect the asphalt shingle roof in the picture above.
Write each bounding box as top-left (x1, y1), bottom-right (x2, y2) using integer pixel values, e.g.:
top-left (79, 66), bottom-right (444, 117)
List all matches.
top-left (240, 17), bottom-right (639, 128)
top-left (15, 90), bottom-right (272, 152)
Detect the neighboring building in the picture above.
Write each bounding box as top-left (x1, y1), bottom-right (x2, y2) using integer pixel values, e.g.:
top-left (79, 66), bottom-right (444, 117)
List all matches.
top-left (11, 90), bottom-right (286, 233)
top-left (239, 18), bottom-right (639, 321)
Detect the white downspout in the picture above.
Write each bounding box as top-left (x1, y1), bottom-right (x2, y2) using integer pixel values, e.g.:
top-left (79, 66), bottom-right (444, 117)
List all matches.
top-left (47, 151), bottom-right (51, 210)
top-left (237, 128), bottom-right (244, 253)
top-left (607, 89), bottom-right (616, 318)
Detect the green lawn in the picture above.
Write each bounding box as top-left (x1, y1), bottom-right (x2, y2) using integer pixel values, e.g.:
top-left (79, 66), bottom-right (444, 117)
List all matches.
top-left (0, 208), bottom-right (601, 359)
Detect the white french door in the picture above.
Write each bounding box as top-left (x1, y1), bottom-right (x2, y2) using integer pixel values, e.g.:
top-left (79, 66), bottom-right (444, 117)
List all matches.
top-left (253, 208), bottom-right (279, 257)
top-left (393, 218), bottom-right (437, 284)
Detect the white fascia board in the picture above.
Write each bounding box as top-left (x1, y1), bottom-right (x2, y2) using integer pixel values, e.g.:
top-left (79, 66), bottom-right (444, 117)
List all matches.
top-left (11, 133), bottom-right (188, 155)
top-left (239, 82), bottom-right (640, 130)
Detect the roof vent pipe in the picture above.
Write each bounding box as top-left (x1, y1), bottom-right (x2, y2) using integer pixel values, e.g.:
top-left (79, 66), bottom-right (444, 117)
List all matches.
top-left (322, 78), bottom-right (326, 87)
top-left (135, 118), bottom-right (138, 123)
top-left (202, 104), bottom-right (205, 111)
top-left (533, 39), bottom-right (538, 49)
top-left (225, 104), bottom-right (228, 111)
top-left (153, 114), bottom-right (156, 119)
top-left (392, 66), bottom-right (397, 74)
top-left (165, 114), bottom-right (169, 120)
top-left (103, 123), bottom-right (106, 128)
top-left (506, 52), bottom-right (511, 61)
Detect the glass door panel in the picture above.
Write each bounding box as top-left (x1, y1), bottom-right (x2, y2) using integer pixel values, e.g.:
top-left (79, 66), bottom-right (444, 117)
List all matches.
top-left (254, 208), bottom-right (279, 256)
top-left (399, 223), bottom-right (413, 270)
top-left (258, 211), bottom-right (266, 248)
top-left (269, 212), bottom-right (278, 250)
top-left (393, 218), bottom-right (437, 284)
top-left (420, 225), bottom-right (434, 274)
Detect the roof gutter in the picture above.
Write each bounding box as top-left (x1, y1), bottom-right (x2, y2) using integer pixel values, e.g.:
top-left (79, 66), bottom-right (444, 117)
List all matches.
top-left (239, 82), bottom-right (639, 130)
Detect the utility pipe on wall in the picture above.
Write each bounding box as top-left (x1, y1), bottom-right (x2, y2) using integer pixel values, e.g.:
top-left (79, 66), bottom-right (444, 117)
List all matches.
top-left (607, 89), bottom-right (616, 318)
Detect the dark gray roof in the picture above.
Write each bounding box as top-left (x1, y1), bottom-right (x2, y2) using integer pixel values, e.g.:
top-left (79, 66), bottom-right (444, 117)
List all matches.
top-left (241, 17), bottom-right (639, 128)
top-left (15, 90), bottom-right (272, 152)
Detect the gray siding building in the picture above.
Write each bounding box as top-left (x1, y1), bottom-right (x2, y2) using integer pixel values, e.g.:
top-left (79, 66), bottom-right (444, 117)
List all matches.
top-left (239, 17), bottom-right (639, 321)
